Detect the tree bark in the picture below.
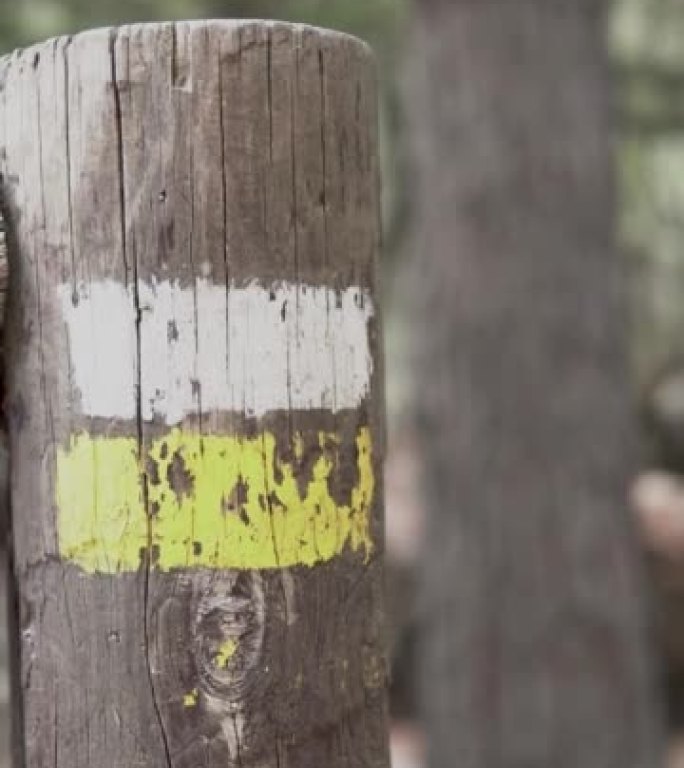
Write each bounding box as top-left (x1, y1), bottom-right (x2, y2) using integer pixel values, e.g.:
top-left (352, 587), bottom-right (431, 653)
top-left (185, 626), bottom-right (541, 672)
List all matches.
top-left (408, 2), bottom-right (665, 767)
top-left (0, 21), bottom-right (389, 768)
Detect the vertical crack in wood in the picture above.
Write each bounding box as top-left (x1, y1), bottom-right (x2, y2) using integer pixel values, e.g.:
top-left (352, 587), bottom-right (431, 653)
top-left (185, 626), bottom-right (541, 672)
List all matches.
top-left (35, 77), bottom-right (47, 232)
top-left (261, 33), bottom-right (280, 572)
top-left (318, 46), bottom-right (328, 269)
top-left (286, 32), bottom-right (300, 445)
top-left (231, 712), bottom-right (244, 768)
top-left (110, 30), bottom-right (173, 768)
top-left (187, 22), bottom-right (201, 564)
top-left (218, 37), bottom-right (232, 416)
top-left (170, 23), bottom-right (178, 88)
top-left (267, 29), bottom-right (273, 166)
top-left (110, 29), bottom-right (129, 290)
top-left (290, 35), bottom-right (300, 283)
top-left (319, 43), bottom-right (339, 431)
top-left (62, 37), bottom-right (77, 302)
top-left (260, 432), bottom-right (281, 569)
top-left (32, 65), bottom-right (57, 488)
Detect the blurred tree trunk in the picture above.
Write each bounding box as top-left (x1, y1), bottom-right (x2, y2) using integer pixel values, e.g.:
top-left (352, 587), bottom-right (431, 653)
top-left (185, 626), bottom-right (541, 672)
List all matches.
top-left (408, 2), bottom-right (665, 766)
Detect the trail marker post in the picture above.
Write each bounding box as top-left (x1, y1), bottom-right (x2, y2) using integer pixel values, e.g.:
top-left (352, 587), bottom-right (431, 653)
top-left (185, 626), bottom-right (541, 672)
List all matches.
top-left (0, 21), bottom-right (388, 767)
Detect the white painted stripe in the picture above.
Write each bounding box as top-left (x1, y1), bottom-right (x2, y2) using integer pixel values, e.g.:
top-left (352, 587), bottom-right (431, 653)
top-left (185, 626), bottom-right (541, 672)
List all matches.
top-left (58, 279), bottom-right (374, 423)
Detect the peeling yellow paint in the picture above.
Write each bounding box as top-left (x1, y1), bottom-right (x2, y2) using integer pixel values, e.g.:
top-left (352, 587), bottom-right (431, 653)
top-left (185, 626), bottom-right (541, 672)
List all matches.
top-left (55, 427), bottom-right (374, 574)
top-left (293, 432), bottom-right (305, 461)
top-left (215, 638), bottom-right (238, 669)
top-left (183, 688), bottom-right (199, 708)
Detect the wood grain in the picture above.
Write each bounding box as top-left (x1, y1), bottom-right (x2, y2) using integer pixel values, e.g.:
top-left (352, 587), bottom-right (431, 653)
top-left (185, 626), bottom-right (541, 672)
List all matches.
top-left (0, 21), bottom-right (388, 768)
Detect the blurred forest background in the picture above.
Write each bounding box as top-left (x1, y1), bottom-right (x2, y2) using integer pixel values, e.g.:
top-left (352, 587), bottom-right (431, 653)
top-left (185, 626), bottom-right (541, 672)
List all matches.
top-left (2, 0), bottom-right (684, 767)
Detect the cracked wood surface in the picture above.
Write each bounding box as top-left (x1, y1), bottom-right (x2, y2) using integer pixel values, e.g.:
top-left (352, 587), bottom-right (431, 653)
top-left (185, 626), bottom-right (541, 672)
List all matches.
top-left (0, 21), bottom-right (389, 768)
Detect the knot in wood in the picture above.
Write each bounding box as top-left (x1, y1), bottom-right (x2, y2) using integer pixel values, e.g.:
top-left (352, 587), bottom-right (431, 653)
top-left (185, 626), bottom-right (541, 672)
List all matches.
top-left (194, 572), bottom-right (265, 706)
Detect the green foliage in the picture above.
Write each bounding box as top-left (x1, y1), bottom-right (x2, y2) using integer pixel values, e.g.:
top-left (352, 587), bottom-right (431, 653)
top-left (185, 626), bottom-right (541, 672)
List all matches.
top-left (0, 0), bottom-right (407, 57)
top-left (255, 0), bottom-right (405, 54)
top-left (611, 0), bottom-right (684, 390)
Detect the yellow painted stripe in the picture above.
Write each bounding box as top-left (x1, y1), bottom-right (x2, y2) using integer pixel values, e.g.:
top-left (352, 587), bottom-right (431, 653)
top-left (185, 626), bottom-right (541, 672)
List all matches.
top-left (55, 427), bottom-right (374, 573)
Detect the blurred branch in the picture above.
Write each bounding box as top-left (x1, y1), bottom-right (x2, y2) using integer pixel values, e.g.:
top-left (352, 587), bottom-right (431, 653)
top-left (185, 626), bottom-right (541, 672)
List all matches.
top-left (619, 110), bottom-right (684, 138)
top-left (616, 60), bottom-right (684, 138)
top-left (617, 61), bottom-right (684, 96)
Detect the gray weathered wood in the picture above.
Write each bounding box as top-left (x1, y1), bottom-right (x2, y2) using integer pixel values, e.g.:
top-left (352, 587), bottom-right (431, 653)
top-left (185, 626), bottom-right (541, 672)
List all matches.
top-left (0, 21), bottom-right (388, 768)
top-left (407, 2), bottom-right (666, 767)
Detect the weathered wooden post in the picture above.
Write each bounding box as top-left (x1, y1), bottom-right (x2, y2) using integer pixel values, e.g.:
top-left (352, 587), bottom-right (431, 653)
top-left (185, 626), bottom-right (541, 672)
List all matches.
top-left (0, 21), bottom-right (388, 767)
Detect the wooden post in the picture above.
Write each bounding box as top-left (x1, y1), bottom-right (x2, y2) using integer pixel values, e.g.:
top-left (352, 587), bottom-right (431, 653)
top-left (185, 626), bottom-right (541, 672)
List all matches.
top-left (0, 21), bottom-right (388, 767)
